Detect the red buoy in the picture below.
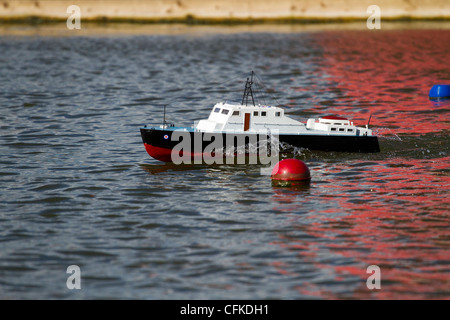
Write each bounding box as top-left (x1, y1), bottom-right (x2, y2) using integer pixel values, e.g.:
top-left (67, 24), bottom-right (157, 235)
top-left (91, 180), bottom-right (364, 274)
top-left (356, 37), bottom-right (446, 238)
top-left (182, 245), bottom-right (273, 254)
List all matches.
top-left (271, 159), bottom-right (311, 181)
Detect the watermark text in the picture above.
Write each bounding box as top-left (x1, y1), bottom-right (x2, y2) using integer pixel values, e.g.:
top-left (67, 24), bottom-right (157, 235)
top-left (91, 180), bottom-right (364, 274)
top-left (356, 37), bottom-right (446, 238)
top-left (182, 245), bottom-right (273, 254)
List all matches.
top-left (366, 265), bottom-right (381, 289)
top-left (66, 5), bottom-right (81, 30)
top-left (366, 5), bottom-right (381, 29)
top-left (66, 265), bottom-right (81, 289)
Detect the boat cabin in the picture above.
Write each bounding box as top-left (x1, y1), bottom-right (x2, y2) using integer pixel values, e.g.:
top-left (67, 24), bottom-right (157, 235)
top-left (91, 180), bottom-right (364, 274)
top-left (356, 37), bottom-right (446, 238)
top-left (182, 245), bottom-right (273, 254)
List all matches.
top-left (195, 102), bottom-right (303, 133)
top-left (194, 103), bottom-right (372, 136)
top-left (193, 72), bottom-right (373, 137)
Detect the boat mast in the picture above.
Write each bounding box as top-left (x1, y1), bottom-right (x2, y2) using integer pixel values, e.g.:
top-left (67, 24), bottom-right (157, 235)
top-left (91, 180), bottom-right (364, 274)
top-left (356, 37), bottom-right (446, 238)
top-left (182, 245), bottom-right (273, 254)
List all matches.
top-left (366, 113), bottom-right (372, 129)
top-left (163, 105), bottom-right (167, 127)
top-left (241, 71), bottom-right (256, 106)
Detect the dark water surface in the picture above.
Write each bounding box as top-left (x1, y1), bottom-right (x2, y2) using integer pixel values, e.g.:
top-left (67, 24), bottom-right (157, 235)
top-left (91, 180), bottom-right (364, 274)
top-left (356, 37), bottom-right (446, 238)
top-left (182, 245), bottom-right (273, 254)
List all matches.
top-left (0, 24), bottom-right (449, 299)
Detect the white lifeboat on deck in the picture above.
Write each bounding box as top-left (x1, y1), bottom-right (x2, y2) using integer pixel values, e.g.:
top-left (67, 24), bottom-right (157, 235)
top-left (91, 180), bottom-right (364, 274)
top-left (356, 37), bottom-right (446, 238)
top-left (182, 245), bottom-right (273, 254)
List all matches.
top-left (306, 115), bottom-right (372, 136)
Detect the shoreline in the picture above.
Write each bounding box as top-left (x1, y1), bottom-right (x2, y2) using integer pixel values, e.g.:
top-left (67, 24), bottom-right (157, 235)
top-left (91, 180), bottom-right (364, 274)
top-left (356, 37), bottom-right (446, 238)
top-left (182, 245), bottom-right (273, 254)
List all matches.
top-left (2, 21), bottom-right (450, 38)
top-left (1, 15), bottom-right (450, 26)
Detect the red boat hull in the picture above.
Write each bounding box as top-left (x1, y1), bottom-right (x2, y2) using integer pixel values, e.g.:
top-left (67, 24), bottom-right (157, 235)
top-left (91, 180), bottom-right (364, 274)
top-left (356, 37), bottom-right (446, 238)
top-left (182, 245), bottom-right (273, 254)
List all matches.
top-left (143, 143), bottom-right (173, 162)
top-left (140, 127), bottom-right (380, 162)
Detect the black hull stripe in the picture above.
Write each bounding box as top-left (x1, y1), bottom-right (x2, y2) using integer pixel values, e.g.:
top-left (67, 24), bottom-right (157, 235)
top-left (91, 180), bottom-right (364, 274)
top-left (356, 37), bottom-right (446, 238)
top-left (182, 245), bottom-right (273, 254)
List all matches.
top-left (140, 128), bottom-right (380, 153)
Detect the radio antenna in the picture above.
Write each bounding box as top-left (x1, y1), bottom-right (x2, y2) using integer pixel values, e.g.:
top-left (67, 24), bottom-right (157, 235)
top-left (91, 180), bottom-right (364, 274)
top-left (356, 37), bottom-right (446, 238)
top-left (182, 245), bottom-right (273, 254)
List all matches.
top-left (241, 71), bottom-right (255, 106)
top-left (366, 113), bottom-right (373, 128)
top-left (163, 105), bottom-right (167, 127)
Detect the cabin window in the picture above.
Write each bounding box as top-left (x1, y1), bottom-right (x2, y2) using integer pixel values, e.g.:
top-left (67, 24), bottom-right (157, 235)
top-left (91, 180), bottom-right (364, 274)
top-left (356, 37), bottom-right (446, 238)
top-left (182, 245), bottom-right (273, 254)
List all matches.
top-left (339, 128), bottom-right (345, 132)
top-left (232, 111), bottom-right (240, 116)
top-left (335, 123), bottom-right (342, 126)
top-left (275, 112), bottom-right (281, 117)
top-left (253, 111), bottom-right (259, 116)
top-left (331, 128), bottom-right (337, 131)
top-left (221, 109), bottom-right (229, 115)
top-left (348, 129), bottom-right (353, 132)
top-left (214, 108), bottom-right (221, 113)
top-left (261, 111), bottom-right (267, 116)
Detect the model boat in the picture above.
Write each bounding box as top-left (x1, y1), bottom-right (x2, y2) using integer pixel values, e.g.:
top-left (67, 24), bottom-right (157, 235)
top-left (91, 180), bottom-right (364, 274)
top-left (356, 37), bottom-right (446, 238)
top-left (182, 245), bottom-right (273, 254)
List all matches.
top-left (140, 72), bottom-right (380, 162)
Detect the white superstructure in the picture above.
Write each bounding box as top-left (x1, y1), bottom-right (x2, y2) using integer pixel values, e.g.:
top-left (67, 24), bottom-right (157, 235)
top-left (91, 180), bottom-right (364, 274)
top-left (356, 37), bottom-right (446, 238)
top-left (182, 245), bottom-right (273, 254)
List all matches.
top-left (195, 101), bottom-right (373, 136)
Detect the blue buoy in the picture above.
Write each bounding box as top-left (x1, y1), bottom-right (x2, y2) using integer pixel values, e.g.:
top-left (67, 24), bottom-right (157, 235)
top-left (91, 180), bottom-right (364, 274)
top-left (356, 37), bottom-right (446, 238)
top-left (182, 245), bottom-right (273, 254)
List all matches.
top-left (429, 85), bottom-right (450, 100)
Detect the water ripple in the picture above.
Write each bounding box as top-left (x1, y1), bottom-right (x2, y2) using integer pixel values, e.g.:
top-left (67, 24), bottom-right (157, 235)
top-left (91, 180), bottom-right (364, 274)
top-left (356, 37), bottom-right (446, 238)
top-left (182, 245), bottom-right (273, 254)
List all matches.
top-left (0, 27), bottom-right (448, 299)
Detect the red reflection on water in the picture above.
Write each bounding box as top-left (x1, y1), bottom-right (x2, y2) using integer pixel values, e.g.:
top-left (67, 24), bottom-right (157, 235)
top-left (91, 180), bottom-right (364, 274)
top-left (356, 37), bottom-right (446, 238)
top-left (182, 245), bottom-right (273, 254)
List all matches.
top-left (268, 30), bottom-right (450, 299)
top-left (320, 158), bottom-right (449, 298)
top-left (298, 30), bottom-right (450, 135)
top-left (269, 157), bottom-right (449, 299)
